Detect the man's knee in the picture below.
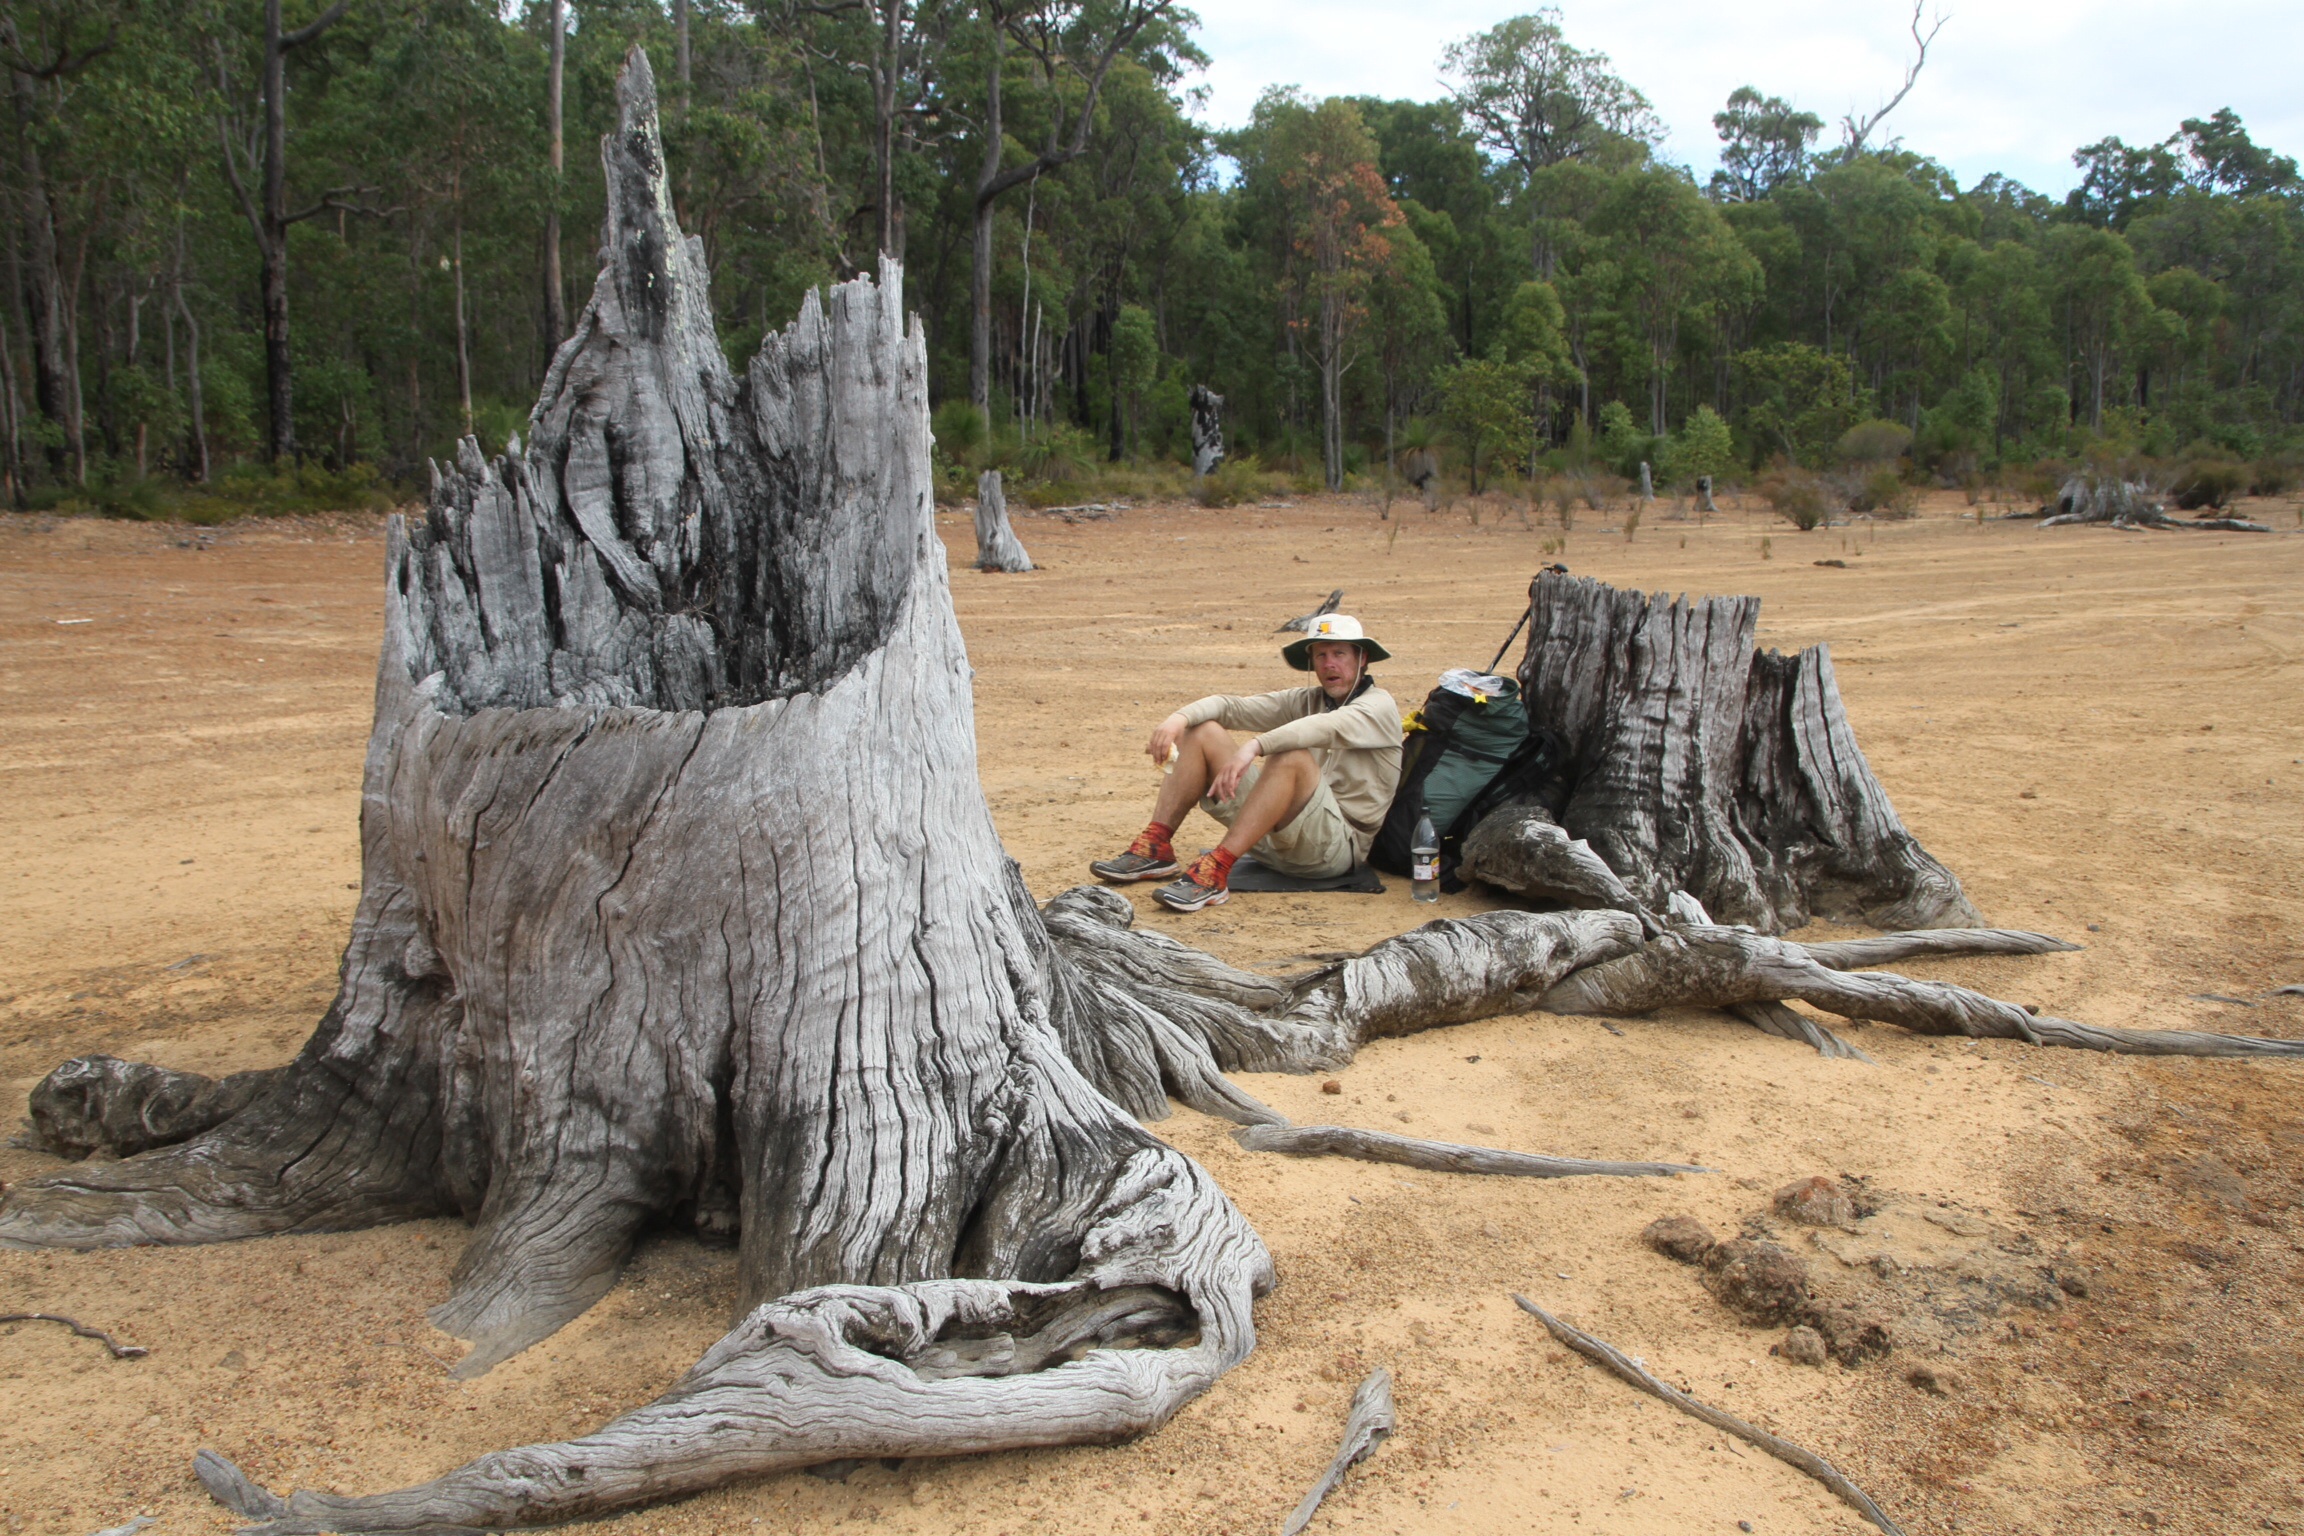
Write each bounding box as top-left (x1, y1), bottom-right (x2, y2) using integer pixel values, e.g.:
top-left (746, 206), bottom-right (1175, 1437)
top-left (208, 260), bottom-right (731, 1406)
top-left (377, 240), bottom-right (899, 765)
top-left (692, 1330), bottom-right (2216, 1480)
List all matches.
top-left (1265, 747), bottom-right (1318, 782)
top-left (1185, 720), bottom-right (1231, 754)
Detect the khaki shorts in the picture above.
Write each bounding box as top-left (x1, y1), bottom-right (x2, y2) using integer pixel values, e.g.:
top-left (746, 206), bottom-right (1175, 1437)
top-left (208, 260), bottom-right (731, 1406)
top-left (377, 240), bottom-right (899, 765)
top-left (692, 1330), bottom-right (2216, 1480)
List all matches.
top-left (1200, 764), bottom-right (1356, 879)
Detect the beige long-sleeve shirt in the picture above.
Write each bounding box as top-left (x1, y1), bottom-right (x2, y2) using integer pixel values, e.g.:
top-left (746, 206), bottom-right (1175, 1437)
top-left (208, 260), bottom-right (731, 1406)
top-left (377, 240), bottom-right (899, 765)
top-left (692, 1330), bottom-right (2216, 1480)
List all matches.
top-left (1178, 682), bottom-right (1404, 859)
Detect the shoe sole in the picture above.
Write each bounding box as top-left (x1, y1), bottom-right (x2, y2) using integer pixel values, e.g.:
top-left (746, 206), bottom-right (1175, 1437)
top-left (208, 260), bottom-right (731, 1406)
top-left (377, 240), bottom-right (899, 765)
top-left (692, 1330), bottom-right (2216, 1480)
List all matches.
top-left (1090, 861), bottom-right (1181, 883)
top-left (1153, 884), bottom-right (1228, 913)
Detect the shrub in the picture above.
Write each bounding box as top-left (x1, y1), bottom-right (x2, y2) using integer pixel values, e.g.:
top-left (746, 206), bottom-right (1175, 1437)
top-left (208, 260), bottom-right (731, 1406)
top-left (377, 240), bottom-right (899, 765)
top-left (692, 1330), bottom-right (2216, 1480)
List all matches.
top-left (2247, 457), bottom-right (2297, 497)
top-left (2169, 457), bottom-right (2247, 510)
top-left (1760, 468), bottom-right (1831, 530)
top-left (931, 400), bottom-right (989, 468)
top-left (1846, 465), bottom-right (1917, 517)
top-left (1834, 418), bottom-right (1913, 464)
top-left (1195, 454), bottom-right (1274, 508)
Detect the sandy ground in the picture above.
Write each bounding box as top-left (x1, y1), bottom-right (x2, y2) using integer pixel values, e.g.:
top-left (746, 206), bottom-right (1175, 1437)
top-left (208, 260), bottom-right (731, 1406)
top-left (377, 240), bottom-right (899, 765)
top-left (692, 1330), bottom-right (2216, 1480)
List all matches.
top-left (3, 491), bottom-right (2302, 1536)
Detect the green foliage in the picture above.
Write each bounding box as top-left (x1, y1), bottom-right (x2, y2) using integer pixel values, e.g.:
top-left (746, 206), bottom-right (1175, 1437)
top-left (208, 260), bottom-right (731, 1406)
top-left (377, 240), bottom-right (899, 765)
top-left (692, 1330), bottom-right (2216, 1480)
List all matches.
top-left (1669, 406), bottom-right (1737, 486)
top-left (1835, 419), bottom-right (1915, 464)
top-left (1436, 357), bottom-right (1533, 492)
top-left (1734, 344), bottom-right (1869, 468)
top-left (5, 4), bottom-right (2303, 517)
top-left (2169, 454), bottom-right (2247, 509)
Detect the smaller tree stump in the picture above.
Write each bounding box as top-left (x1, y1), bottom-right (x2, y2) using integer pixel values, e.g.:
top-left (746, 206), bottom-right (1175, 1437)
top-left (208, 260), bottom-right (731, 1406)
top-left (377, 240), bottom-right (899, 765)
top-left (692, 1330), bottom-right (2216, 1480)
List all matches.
top-left (1189, 385), bottom-right (1224, 480)
top-left (973, 469), bottom-right (1033, 572)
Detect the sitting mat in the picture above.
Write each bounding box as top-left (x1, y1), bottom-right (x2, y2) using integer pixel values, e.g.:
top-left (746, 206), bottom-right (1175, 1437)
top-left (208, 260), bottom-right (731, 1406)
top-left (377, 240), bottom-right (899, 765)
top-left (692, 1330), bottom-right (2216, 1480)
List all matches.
top-left (1228, 858), bottom-right (1386, 894)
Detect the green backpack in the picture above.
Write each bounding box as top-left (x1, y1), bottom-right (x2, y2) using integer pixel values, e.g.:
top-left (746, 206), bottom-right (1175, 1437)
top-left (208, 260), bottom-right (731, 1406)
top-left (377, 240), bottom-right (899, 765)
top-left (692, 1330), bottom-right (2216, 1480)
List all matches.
top-left (1369, 671), bottom-right (1530, 873)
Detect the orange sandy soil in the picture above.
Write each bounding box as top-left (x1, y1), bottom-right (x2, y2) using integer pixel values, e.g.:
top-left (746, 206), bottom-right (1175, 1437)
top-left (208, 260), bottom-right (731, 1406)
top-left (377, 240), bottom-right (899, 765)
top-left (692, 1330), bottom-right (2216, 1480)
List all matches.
top-left (3, 490), bottom-right (2302, 1536)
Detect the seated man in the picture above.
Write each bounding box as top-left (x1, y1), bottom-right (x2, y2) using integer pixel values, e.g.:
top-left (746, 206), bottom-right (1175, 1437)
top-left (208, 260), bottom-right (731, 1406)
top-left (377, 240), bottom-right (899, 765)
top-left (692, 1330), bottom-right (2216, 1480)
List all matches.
top-left (1092, 614), bottom-right (1403, 912)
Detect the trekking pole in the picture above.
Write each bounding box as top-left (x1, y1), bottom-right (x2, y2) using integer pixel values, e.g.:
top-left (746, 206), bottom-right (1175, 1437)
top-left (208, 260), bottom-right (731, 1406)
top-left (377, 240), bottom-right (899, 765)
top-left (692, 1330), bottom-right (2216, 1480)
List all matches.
top-left (1485, 602), bottom-right (1533, 676)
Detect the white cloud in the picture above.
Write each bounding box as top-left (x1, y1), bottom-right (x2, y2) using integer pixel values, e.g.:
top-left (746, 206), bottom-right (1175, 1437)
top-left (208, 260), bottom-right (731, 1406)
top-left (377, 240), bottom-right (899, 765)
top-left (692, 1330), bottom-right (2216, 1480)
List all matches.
top-left (1187, 0), bottom-right (2304, 196)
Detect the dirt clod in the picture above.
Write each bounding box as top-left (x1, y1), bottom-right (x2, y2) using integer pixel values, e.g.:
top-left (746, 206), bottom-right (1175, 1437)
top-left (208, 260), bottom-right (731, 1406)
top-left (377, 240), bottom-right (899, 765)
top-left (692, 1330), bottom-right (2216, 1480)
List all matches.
top-left (1906, 1362), bottom-right (1964, 1396)
top-left (1771, 1174), bottom-right (1857, 1228)
top-left (1319, 1080), bottom-right (1341, 1095)
top-left (1778, 1325), bottom-right (1828, 1367)
top-left (1642, 1215), bottom-right (1718, 1264)
top-left (1701, 1238), bottom-right (1811, 1324)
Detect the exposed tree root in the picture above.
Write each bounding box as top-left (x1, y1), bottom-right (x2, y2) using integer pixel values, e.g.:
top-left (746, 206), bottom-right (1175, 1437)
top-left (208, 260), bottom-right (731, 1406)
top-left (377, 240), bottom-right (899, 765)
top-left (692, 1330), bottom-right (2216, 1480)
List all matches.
top-left (1540, 922), bottom-right (2304, 1058)
top-left (0, 1311), bottom-right (149, 1358)
top-left (1515, 1296), bottom-right (1906, 1536)
top-left (1281, 1368), bottom-right (1394, 1536)
top-left (1234, 1123), bottom-right (1703, 1179)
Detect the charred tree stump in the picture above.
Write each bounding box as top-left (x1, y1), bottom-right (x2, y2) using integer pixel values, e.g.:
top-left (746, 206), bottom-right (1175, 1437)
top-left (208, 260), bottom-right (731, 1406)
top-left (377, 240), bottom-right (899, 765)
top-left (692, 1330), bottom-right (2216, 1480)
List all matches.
top-left (972, 469), bottom-right (1033, 572)
top-left (1189, 384), bottom-right (1224, 480)
top-left (1479, 572), bottom-right (1982, 933)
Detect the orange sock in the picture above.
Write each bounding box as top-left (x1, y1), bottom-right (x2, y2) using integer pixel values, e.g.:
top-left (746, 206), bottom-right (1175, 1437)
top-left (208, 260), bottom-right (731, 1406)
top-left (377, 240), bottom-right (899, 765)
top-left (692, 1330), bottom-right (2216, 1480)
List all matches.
top-left (1133, 822), bottom-right (1176, 860)
top-left (1202, 846), bottom-right (1238, 886)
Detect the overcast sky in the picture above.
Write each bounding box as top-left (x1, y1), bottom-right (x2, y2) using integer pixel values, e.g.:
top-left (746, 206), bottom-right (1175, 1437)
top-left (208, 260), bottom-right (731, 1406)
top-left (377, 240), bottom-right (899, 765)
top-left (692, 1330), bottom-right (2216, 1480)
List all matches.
top-left (1185, 0), bottom-right (2304, 197)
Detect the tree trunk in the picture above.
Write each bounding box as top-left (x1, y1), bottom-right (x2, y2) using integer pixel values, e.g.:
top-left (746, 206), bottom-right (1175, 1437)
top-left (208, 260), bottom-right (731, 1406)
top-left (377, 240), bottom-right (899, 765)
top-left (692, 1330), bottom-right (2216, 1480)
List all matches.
top-left (259, 0), bottom-right (296, 462)
top-left (973, 468), bottom-right (1032, 572)
top-left (1478, 571), bottom-right (1984, 933)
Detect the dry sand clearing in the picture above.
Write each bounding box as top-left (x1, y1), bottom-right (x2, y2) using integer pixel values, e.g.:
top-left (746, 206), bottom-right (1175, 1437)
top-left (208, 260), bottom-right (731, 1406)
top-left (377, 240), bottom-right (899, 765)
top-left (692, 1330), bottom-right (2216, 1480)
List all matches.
top-left (3, 493), bottom-right (2302, 1536)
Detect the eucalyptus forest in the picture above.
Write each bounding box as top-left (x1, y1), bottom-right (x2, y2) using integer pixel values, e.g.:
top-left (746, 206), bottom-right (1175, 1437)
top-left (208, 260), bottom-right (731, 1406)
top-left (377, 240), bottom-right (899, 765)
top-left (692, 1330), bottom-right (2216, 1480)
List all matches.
top-left (5, 0), bottom-right (2301, 514)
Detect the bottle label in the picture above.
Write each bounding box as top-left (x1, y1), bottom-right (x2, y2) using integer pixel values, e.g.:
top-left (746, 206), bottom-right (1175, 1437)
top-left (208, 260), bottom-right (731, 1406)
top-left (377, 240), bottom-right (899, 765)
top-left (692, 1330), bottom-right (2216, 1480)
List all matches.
top-left (1412, 856), bottom-right (1439, 882)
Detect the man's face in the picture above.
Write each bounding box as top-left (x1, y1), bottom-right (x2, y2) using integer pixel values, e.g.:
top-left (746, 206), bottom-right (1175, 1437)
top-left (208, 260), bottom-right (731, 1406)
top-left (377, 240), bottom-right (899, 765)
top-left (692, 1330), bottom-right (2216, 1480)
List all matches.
top-left (1308, 640), bottom-right (1364, 699)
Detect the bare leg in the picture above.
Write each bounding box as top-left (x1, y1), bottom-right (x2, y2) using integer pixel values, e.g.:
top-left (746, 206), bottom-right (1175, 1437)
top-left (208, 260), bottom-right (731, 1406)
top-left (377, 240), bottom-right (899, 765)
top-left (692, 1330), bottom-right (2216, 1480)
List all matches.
top-left (1149, 721), bottom-right (1237, 829)
top-left (1214, 749), bottom-right (1319, 858)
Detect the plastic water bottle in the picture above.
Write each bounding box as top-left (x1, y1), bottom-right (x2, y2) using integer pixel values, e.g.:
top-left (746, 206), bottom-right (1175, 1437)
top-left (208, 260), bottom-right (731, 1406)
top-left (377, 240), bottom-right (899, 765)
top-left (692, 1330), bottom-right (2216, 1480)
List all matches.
top-left (1410, 806), bottom-right (1441, 903)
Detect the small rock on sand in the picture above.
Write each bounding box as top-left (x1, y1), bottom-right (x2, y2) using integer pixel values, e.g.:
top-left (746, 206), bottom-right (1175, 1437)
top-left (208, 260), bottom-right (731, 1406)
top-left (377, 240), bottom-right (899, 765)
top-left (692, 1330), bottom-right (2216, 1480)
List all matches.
top-left (1906, 1362), bottom-right (1963, 1396)
top-left (1777, 1325), bottom-right (1828, 1367)
top-left (1642, 1215), bottom-right (1718, 1264)
top-left (1772, 1174), bottom-right (1856, 1228)
top-left (1702, 1238), bottom-right (1811, 1324)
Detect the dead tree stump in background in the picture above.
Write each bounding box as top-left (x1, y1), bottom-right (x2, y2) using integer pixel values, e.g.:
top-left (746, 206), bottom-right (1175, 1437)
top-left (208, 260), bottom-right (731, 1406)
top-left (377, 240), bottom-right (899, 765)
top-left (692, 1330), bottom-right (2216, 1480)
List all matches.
top-left (973, 468), bottom-right (1033, 571)
top-left (1189, 384), bottom-right (1224, 480)
top-left (1469, 572), bottom-right (1980, 933)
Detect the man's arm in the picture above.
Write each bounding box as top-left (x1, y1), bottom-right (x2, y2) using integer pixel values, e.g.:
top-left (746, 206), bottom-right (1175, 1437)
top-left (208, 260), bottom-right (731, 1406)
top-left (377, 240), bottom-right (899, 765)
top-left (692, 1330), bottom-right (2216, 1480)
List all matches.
top-left (1253, 690), bottom-right (1402, 757)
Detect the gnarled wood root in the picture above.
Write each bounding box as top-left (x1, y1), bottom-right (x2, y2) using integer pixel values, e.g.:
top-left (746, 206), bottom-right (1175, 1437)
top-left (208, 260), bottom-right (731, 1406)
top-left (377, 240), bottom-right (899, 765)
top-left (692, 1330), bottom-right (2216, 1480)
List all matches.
top-left (200, 1149), bottom-right (1266, 1534)
top-left (1235, 1123), bottom-right (1703, 1178)
top-left (1542, 922), bottom-right (2304, 1058)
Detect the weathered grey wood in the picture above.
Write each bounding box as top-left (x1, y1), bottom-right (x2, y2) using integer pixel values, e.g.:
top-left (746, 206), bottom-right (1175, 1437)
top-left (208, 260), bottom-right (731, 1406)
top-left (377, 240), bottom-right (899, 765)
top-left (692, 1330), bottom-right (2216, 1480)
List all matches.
top-left (1541, 923), bottom-right (2304, 1058)
top-left (1497, 572), bottom-right (1982, 932)
top-left (1281, 1368), bottom-right (1394, 1536)
top-left (972, 469), bottom-right (1033, 572)
top-left (1457, 800), bottom-right (1654, 925)
top-left (1726, 1001), bottom-right (1867, 1061)
top-left (26, 1055), bottom-right (284, 1158)
top-left (1234, 1123), bottom-right (1703, 1178)
top-left (1797, 929), bottom-right (2079, 969)
top-left (1189, 384), bottom-right (1224, 478)
top-left (1514, 1297), bottom-right (1906, 1536)
top-left (1638, 460), bottom-right (1653, 502)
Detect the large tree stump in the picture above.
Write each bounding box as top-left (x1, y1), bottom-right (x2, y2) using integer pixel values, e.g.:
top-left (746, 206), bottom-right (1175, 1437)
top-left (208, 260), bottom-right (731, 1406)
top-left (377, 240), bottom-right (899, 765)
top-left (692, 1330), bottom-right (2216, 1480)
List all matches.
top-left (973, 468), bottom-right (1033, 571)
top-left (1477, 572), bottom-right (1981, 933)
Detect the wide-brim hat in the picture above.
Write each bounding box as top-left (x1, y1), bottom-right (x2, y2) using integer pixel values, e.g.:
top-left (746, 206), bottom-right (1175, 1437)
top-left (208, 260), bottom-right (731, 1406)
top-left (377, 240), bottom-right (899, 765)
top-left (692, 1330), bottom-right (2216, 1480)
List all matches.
top-left (1282, 612), bottom-right (1392, 670)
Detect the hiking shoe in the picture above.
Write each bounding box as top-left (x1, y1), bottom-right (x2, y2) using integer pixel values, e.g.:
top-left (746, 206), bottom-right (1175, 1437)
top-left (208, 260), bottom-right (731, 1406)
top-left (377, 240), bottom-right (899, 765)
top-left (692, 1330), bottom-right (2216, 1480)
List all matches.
top-left (1090, 845), bottom-right (1179, 883)
top-left (1152, 853), bottom-right (1230, 913)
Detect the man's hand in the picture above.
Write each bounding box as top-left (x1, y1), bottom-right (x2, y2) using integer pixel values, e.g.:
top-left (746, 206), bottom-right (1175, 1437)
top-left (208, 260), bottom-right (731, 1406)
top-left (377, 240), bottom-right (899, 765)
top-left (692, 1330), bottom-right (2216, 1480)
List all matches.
top-left (1209, 738), bottom-right (1262, 803)
top-left (1145, 712), bottom-right (1190, 767)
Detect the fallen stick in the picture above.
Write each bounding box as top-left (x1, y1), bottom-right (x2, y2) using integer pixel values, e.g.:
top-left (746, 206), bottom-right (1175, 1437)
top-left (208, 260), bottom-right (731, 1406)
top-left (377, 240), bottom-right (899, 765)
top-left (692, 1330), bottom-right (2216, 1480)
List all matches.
top-left (1235, 1124), bottom-right (1704, 1179)
top-left (0, 1311), bottom-right (148, 1359)
top-left (1280, 1367), bottom-right (1394, 1536)
top-left (1512, 1296), bottom-right (1905, 1536)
